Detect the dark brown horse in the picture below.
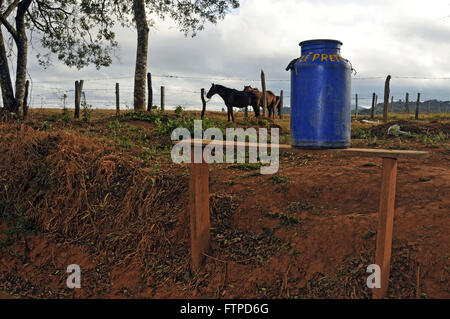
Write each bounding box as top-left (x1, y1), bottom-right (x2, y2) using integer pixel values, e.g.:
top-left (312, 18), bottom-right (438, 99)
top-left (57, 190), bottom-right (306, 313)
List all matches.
top-left (243, 86), bottom-right (279, 118)
top-left (206, 84), bottom-right (260, 122)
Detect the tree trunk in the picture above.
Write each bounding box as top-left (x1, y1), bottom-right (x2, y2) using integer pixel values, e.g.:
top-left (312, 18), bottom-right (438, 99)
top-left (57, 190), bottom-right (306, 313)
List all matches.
top-left (0, 27), bottom-right (15, 111)
top-left (14, 0), bottom-right (33, 116)
top-left (133, 0), bottom-right (149, 111)
top-left (14, 37), bottom-right (27, 117)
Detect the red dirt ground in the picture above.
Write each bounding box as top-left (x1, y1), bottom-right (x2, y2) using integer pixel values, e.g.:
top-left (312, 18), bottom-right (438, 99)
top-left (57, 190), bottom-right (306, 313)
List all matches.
top-left (0, 112), bottom-right (448, 299)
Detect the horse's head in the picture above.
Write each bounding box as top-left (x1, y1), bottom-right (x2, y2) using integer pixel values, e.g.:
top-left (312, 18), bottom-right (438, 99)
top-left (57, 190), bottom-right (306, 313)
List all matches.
top-left (243, 85), bottom-right (253, 92)
top-left (206, 83), bottom-right (216, 99)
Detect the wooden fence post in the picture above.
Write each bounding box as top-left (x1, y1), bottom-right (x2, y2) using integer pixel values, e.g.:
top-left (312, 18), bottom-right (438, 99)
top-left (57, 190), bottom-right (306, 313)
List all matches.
top-left (383, 76), bottom-right (391, 123)
top-left (23, 80), bottom-right (29, 118)
top-left (161, 86), bottom-right (165, 112)
top-left (355, 94), bottom-right (358, 120)
top-left (201, 88), bottom-right (207, 119)
top-left (261, 70), bottom-right (267, 117)
top-left (390, 96), bottom-right (394, 113)
top-left (74, 81), bottom-right (80, 119)
top-left (147, 72), bottom-right (153, 112)
top-left (279, 90), bottom-right (284, 119)
top-left (371, 92), bottom-right (376, 119)
top-left (415, 93), bottom-right (421, 120)
top-left (74, 80), bottom-right (84, 119)
top-left (373, 157), bottom-right (398, 299)
top-left (405, 93), bottom-right (410, 114)
top-left (115, 83), bottom-right (120, 117)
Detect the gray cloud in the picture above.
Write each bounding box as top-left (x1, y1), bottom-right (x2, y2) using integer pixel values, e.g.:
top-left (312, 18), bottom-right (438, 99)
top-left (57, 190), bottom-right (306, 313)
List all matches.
top-left (19, 0), bottom-right (450, 111)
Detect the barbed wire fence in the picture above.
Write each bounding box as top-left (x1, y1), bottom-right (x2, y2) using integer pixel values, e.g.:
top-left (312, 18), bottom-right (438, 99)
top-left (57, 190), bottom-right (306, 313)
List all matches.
top-left (6, 72), bottom-right (450, 113)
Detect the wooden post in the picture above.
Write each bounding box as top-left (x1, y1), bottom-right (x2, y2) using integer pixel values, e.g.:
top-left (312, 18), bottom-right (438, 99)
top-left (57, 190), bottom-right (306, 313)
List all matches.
top-left (189, 148), bottom-right (210, 271)
top-left (115, 83), bottom-right (120, 117)
top-left (201, 88), bottom-right (207, 119)
top-left (74, 81), bottom-right (79, 118)
top-left (75, 80), bottom-right (84, 119)
top-left (415, 93), bottom-right (420, 120)
top-left (261, 70), bottom-right (267, 117)
top-left (355, 94), bottom-right (359, 120)
top-left (383, 76), bottom-right (391, 123)
top-left (279, 90), bottom-right (284, 119)
top-left (405, 93), bottom-right (410, 114)
top-left (373, 157), bottom-right (398, 299)
top-left (390, 96), bottom-right (394, 113)
top-left (371, 92), bottom-right (376, 119)
top-left (147, 72), bottom-right (153, 112)
top-left (161, 86), bottom-right (165, 112)
top-left (23, 80), bottom-right (29, 118)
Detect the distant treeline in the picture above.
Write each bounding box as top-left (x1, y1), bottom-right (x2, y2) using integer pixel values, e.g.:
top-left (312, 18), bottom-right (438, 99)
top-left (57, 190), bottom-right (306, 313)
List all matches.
top-left (277, 100), bottom-right (450, 115)
top-left (358, 99), bottom-right (450, 115)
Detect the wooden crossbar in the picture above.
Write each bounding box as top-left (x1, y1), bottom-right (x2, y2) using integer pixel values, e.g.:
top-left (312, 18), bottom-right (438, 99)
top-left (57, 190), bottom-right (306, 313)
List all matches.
top-left (175, 139), bottom-right (428, 159)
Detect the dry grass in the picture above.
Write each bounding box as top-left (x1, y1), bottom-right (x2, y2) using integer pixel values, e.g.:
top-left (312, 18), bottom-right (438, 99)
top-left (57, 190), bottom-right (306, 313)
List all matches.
top-left (0, 117), bottom-right (190, 281)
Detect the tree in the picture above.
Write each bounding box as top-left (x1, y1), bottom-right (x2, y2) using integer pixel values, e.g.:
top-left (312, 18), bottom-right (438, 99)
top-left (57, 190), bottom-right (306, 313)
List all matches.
top-left (114, 0), bottom-right (240, 111)
top-left (0, 0), bottom-right (118, 114)
top-left (0, 0), bottom-right (240, 114)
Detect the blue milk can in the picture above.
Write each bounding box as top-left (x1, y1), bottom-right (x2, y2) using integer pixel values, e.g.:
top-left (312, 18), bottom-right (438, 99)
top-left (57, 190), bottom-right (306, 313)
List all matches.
top-left (286, 39), bottom-right (352, 149)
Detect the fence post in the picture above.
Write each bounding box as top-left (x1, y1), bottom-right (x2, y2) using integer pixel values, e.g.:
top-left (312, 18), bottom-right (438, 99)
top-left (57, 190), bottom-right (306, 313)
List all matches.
top-left (161, 86), bottom-right (165, 112)
top-left (279, 90), bottom-right (284, 119)
top-left (201, 88), bottom-right (207, 119)
top-left (147, 72), bottom-right (153, 112)
top-left (23, 80), bottom-right (30, 118)
top-left (390, 96), bottom-right (394, 113)
top-left (405, 93), bottom-right (409, 114)
top-left (383, 76), bottom-right (391, 123)
top-left (415, 93), bottom-right (421, 120)
top-left (74, 81), bottom-right (80, 119)
top-left (75, 80), bottom-right (84, 119)
top-left (116, 83), bottom-right (120, 117)
top-left (371, 92), bottom-right (376, 119)
top-left (261, 70), bottom-right (267, 117)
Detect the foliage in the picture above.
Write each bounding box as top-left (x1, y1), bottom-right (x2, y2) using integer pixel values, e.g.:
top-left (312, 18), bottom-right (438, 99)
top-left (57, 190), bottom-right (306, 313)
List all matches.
top-left (113, 0), bottom-right (240, 36)
top-left (24, 0), bottom-right (119, 69)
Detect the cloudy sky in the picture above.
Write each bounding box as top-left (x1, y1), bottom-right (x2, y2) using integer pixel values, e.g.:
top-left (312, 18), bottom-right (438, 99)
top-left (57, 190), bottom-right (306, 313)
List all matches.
top-left (26, 0), bottom-right (450, 110)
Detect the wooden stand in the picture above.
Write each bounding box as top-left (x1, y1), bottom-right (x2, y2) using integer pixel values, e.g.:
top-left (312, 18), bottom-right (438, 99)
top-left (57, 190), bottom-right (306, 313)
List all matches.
top-left (180, 140), bottom-right (427, 298)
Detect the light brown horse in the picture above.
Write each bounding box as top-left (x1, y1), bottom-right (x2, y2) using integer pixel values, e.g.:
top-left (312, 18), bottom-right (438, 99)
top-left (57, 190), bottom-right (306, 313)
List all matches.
top-left (243, 86), bottom-right (279, 118)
